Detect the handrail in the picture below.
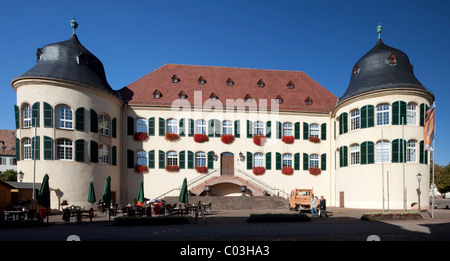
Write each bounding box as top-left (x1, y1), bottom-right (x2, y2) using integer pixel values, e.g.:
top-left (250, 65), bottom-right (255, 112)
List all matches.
top-left (235, 169), bottom-right (290, 198)
top-left (156, 170), bottom-right (218, 199)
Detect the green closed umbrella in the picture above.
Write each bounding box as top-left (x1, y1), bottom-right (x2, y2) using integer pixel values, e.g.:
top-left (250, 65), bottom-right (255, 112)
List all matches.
top-left (37, 174), bottom-right (50, 222)
top-left (102, 176), bottom-right (111, 207)
top-left (137, 181), bottom-right (144, 205)
top-left (178, 178), bottom-right (188, 204)
top-left (88, 181), bottom-right (96, 208)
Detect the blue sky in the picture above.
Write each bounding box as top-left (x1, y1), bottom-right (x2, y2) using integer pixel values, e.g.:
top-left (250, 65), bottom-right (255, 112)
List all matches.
top-left (1, 0), bottom-right (449, 165)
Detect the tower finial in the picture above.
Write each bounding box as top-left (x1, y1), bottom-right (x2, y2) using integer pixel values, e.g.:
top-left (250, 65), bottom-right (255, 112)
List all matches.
top-left (70, 17), bottom-right (78, 34)
top-left (376, 23), bottom-right (383, 39)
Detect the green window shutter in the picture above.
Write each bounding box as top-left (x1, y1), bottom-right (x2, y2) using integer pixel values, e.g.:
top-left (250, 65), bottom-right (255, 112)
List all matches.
top-left (90, 109), bottom-right (98, 133)
top-left (187, 151), bottom-right (194, 169)
top-left (321, 123), bottom-right (327, 140)
top-left (246, 152), bottom-right (253, 170)
top-left (361, 142), bottom-right (367, 165)
top-left (148, 117), bottom-right (155, 136)
top-left (90, 140), bottom-right (98, 163)
top-left (266, 121), bottom-right (271, 138)
top-left (43, 102), bottom-right (53, 128)
top-left (303, 153), bottom-right (309, 170)
top-left (127, 116), bottom-right (134, 135)
top-left (294, 122), bottom-right (300, 139)
top-left (275, 152), bottom-right (281, 170)
top-left (392, 101), bottom-right (399, 125)
top-left (158, 118), bottom-right (165, 136)
top-left (148, 150), bottom-right (155, 169)
top-left (127, 150), bottom-right (134, 168)
top-left (247, 120), bottom-right (252, 138)
top-left (208, 119), bottom-right (214, 137)
top-left (32, 102), bottom-right (40, 127)
top-left (207, 151), bottom-right (214, 169)
top-left (419, 141), bottom-right (424, 164)
top-left (234, 120), bottom-right (240, 138)
top-left (303, 122), bottom-right (309, 140)
top-left (15, 138), bottom-right (20, 161)
top-left (214, 119), bottom-right (221, 137)
top-left (75, 139), bottom-right (84, 162)
top-left (361, 106), bottom-right (367, 129)
top-left (276, 121), bottom-right (282, 139)
top-left (368, 141), bottom-right (374, 164)
top-left (32, 136), bottom-right (40, 160)
top-left (265, 152), bottom-right (271, 170)
top-left (43, 136), bottom-right (53, 160)
top-left (188, 119), bottom-right (194, 137)
top-left (75, 107), bottom-right (85, 131)
top-left (179, 119), bottom-right (185, 137)
top-left (14, 105), bottom-right (20, 129)
top-left (367, 105), bottom-right (374, 127)
top-left (425, 149), bottom-right (428, 165)
top-left (321, 153), bottom-right (327, 171)
top-left (159, 150), bottom-right (165, 169)
top-left (179, 151), bottom-right (185, 169)
top-left (339, 147), bottom-right (343, 167)
top-left (392, 139), bottom-right (399, 163)
top-left (339, 115), bottom-right (343, 135)
top-left (344, 146), bottom-right (348, 167)
top-left (400, 101), bottom-right (407, 125)
top-left (111, 118), bottom-right (117, 138)
top-left (112, 146), bottom-right (116, 166)
top-left (294, 153), bottom-right (300, 170)
top-left (343, 113), bottom-right (348, 133)
top-left (419, 104), bottom-right (427, 127)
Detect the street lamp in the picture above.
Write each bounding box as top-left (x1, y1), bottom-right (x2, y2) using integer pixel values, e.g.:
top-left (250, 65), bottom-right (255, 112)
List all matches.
top-left (17, 170), bottom-right (24, 182)
top-left (417, 173), bottom-right (422, 211)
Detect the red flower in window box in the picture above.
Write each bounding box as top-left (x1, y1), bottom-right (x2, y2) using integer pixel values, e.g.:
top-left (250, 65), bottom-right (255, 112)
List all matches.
top-left (282, 136), bottom-right (294, 144)
top-left (252, 166), bottom-right (266, 175)
top-left (253, 135), bottom-right (266, 146)
top-left (165, 165), bottom-right (180, 172)
top-left (309, 136), bottom-right (321, 143)
top-left (133, 132), bottom-right (149, 141)
top-left (281, 166), bottom-right (294, 175)
top-left (309, 167), bottom-right (321, 176)
top-left (165, 133), bottom-right (180, 141)
top-left (221, 134), bottom-right (235, 144)
top-left (194, 134), bottom-right (209, 143)
top-left (134, 165), bottom-right (148, 173)
top-left (195, 166), bottom-right (208, 173)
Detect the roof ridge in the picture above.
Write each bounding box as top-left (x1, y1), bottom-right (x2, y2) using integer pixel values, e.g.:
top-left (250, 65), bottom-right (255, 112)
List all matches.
top-left (161, 63), bottom-right (305, 73)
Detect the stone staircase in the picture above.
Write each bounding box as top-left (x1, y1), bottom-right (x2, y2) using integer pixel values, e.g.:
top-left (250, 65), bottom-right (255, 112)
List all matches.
top-left (163, 195), bottom-right (289, 210)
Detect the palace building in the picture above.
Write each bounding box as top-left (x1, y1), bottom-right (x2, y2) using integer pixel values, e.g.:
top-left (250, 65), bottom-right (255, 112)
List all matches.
top-left (10, 22), bottom-right (434, 210)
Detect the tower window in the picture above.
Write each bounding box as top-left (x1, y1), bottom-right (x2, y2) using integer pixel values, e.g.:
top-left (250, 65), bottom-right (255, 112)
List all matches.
top-left (77, 53), bottom-right (88, 65)
top-left (352, 65), bottom-right (360, 76)
top-left (389, 54), bottom-right (397, 65)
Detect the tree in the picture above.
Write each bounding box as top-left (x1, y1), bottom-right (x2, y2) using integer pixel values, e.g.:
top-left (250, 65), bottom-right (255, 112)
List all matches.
top-left (0, 169), bottom-right (17, 181)
top-left (435, 163), bottom-right (450, 195)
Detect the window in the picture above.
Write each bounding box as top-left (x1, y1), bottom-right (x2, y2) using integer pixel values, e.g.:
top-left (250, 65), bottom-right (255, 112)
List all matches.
top-left (222, 121), bottom-right (233, 135)
top-left (244, 94), bottom-right (253, 103)
top-left (257, 79), bottom-right (265, 87)
top-left (98, 144), bottom-right (110, 164)
top-left (171, 75), bottom-right (180, 83)
top-left (56, 139), bottom-right (73, 160)
top-left (310, 124), bottom-right (319, 138)
top-left (198, 76), bottom-right (206, 85)
top-left (167, 119), bottom-right (178, 134)
top-left (282, 153), bottom-right (292, 167)
top-left (376, 140), bottom-right (389, 163)
top-left (376, 104), bottom-right (389, 126)
top-left (254, 121), bottom-right (264, 136)
top-left (350, 109), bottom-right (360, 130)
top-left (287, 81), bottom-right (295, 89)
top-left (310, 154), bottom-right (319, 168)
top-left (23, 138), bottom-right (32, 160)
top-left (23, 104), bottom-right (32, 128)
top-left (353, 65), bottom-right (360, 76)
top-left (136, 151), bottom-right (147, 166)
top-left (195, 152), bottom-right (206, 167)
top-left (99, 114), bottom-right (110, 136)
top-left (167, 151), bottom-right (178, 166)
top-left (153, 90), bottom-right (162, 99)
top-left (407, 140), bottom-right (416, 163)
top-left (389, 54), bottom-right (397, 64)
top-left (136, 118), bottom-right (147, 133)
top-left (209, 92), bottom-right (218, 100)
top-left (305, 96), bottom-right (313, 105)
top-left (283, 122), bottom-right (293, 136)
top-left (226, 78), bottom-right (234, 86)
top-left (56, 105), bottom-right (73, 129)
top-left (350, 144), bottom-right (360, 165)
top-left (275, 95), bottom-right (283, 104)
top-left (178, 91), bottom-right (187, 99)
top-left (254, 153), bottom-right (264, 167)
top-left (196, 120), bottom-right (206, 134)
top-left (407, 103), bottom-right (416, 125)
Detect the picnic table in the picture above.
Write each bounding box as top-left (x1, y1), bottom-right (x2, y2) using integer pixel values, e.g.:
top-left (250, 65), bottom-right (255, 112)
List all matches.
top-left (62, 207), bottom-right (93, 222)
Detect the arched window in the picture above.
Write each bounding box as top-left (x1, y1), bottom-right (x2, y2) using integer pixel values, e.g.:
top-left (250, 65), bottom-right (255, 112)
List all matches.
top-left (310, 154), bottom-right (319, 168)
top-left (167, 151), bottom-right (178, 166)
top-left (254, 121), bottom-right (264, 136)
top-left (350, 109), bottom-right (360, 130)
top-left (196, 120), bottom-right (206, 134)
top-left (310, 124), bottom-right (319, 138)
top-left (136, 151), bottom-right (147, 166)
top-left (283, 123), bottom-right (293, 137)
top-left (56, 139), bottom-right (73, 160)
top-left (56, 105), bottom-right (73, 129)
top-left (376, 140), bottom-right (389, 163)
top-left (23, 104), bottom-right (32, 128)
top-left (350, 144), bottom-right (360, 165)
top-left (282, 153), bottom-right (292, 167)
top-left (222, 120), bottom-right (233, 135)
top-left (136, 118), bottom-right (147, 133)
top-left (23, 138), bottom-right (32, 160)
top-left (407, 140), bottom-right (416, 163)
top-left (407, 103), bottom-right (417, 125)
top-left (195, 152), bottom-right (206, 167)
top-left (167, 119), bottom-right (178, 134)
top-left (254, 153), bottom-right (264, 167)
top-left (98, 144), bottom-right (110, 164)
top-left (99, 114), bottom-right (110, 136)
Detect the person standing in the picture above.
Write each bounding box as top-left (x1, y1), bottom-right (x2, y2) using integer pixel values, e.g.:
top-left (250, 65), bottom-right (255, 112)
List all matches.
top-left (319, 195), bottom-right (328, 218)
top-left (310, 194), bottom-right (318, 217)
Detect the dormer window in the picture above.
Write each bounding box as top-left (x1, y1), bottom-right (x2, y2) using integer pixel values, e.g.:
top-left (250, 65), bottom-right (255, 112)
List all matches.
top-left (275, 95), bottom-right (283, 104)
top-left (352, 65), bottom-right (360, 76)
top-left (153, 90), bottom-right (162, 99)
top-left (287, 81), bottom-right (295, 89)
top-left (226, 78), bottom-right (234, 86)
top-left (257, 79), bottom-right (265, 87)
top-left (172, 75), bottom-right (180, 83)
top-left (178, 91), bottom-right (187, 99)
top-left (77, 53), bottom-right (88, 65)
top-left (244, 94), bottom-right (253, 102)
top-left (209, 92), bottom-right (218, 100)
top-left (389, 54), bottom-right (397, 65)
top-left (305, 96), bottom-right (313, 105)
top-left (198, 76), bottom-right (207, 85)
top-left (36, 48), bottom-right (43, 62)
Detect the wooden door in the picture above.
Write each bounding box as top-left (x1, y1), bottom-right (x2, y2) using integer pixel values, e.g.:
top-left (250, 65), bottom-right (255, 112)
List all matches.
top-left (221, 152), bottom-right (234, 176)
top-left (339, 191), bottom-right (344, 208)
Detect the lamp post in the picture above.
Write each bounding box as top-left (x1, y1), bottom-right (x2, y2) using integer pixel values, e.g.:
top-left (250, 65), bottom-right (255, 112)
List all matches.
top-left (17, 170), bottom-right (24, 182)
top-left (416, 172), bottom-right (422, 212)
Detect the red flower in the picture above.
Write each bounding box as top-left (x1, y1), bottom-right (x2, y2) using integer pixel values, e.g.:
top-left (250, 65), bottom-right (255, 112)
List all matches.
top-left (133, 132), bottom-right (149, 141)
top-left (253, 135), bottom-right (266, 146)
top-left (165, 133), bottom-right (180, 141)
top-left (194, 134), bottom-right (209, 143)
top-left (309, 136), bottom-right (321, 143)
top-left (165, 165), bottom-right (180, 172)
top-left (134, 165), bottom-right (148, 173)
top-left (252, 166), bottom-right (266, 175)
top-left (309, 167), bottom-right (321, 176)
top-left (281, 166), bottom-right (294, 175)
top-left (282, 136), bottom-right (294, 144)
top-left (221, 134), bottom-right (235, 144)
top-left (195, 166), bottom-right (208, 173)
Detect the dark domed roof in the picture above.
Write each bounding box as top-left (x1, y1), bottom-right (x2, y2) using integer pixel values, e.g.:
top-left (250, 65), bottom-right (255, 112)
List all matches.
top-left (18, 33), bottom-right (118, 97)
top-left (338, 37), bottom-right (427, 103)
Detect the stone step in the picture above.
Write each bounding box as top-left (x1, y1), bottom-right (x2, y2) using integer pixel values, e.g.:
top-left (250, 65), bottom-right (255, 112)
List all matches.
top-left (163, 196), bottom-right (289, 210)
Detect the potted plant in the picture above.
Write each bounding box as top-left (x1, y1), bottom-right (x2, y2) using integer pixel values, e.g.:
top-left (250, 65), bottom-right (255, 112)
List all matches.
top-left (253, 166), bottom-right (266, 175)
top-left (309, 167), bottom-right (321, 176)
top-left (195, 166), bottom-right (208, 173)
top-left (165, 133), bottom-right (180, 141)
top-left (282, 136), bottom-right (294, 144)
top-left (165, 165), bottom-right (180, 172)
top-left (253, 135), bottom-right (266, 146)
top-left (194, 134), bottom-right (209, 143)
top-left (281, 166), bottom-right (294, 175)
top-left (309, 136), bottom-right (321, 143)
top-left (221, 134), bottom-right (235, 144)
top-left (133, 132), bottom-right (149, 141)
top-left (134, 165), bottom-right (148, 173)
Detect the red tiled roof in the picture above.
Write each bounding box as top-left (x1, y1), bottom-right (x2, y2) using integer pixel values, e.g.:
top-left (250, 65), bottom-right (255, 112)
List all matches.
top-left (0, 130), bottom-right (16, 156)
top-left (120, 64), bottom-right (337, 113)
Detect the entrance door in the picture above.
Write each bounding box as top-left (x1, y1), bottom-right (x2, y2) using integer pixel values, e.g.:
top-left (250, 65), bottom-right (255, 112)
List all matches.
top-left (339, 192), bottom-right (344, 208)
top-left (221, 152), bottom-right (234, 176)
